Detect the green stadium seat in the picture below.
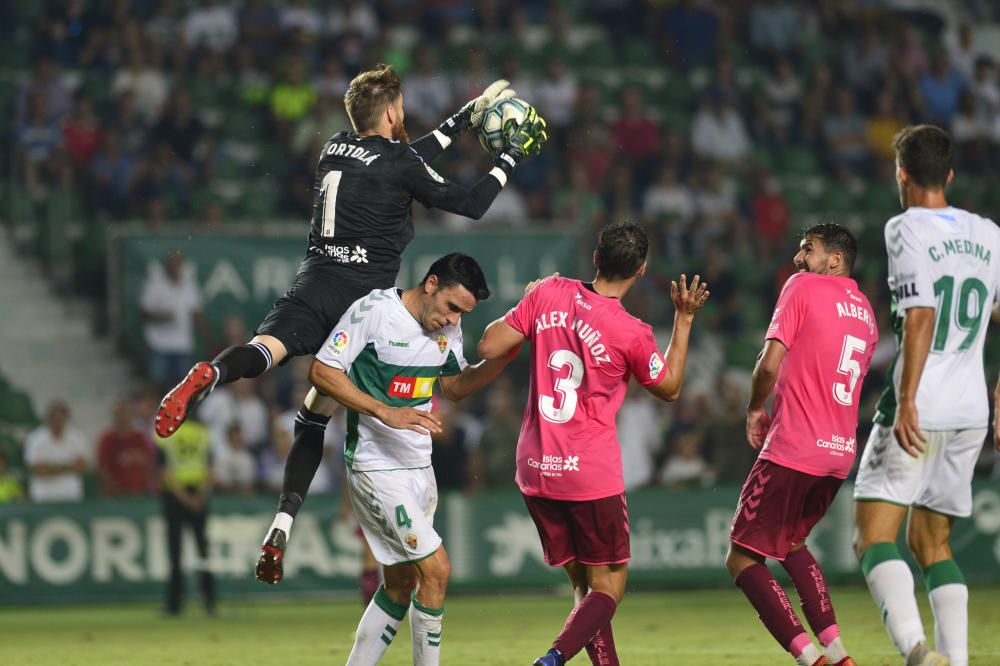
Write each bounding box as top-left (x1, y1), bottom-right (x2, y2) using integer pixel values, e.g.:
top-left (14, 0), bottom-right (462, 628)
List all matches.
top-left (0, 390), bottom-right (39, 428)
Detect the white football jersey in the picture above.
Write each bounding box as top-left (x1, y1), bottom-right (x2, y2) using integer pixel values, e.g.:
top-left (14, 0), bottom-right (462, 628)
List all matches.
top-left (874, 206), bottom-right (1000, 430)
top-left (314, 288), bottom-right (467, 471)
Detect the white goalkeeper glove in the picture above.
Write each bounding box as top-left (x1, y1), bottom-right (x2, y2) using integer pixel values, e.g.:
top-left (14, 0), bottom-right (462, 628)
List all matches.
top-left (438, 79), bottom-right (516, 137)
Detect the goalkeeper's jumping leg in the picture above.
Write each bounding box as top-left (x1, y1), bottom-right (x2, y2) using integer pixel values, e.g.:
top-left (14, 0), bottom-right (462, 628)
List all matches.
top-left (155, 335), bottom-right (284, 438)
top-left (256, 387), bottom-right (336, 584)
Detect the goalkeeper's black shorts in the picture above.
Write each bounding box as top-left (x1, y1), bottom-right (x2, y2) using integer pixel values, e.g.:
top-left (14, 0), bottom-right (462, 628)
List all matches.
top-left (255, 270), bottom-right (375, 361)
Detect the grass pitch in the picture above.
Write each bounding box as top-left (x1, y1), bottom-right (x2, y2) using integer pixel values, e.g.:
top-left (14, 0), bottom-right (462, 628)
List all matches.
top-left (5, 586), bottom-right (1000, 665)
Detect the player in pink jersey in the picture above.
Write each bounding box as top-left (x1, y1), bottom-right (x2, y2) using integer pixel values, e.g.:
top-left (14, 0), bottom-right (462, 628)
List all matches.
top-left (478, 222), bottom-right (710, 666)
top-left (726, 224), bottom-right (878, 666)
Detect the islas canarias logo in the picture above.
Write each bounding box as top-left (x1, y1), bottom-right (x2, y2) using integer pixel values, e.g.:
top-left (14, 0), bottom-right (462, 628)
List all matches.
top-left (388, 376), bottom-right (437, 399)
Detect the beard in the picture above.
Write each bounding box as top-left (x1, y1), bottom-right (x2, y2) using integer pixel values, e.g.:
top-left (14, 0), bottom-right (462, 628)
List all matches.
top-left (392, 117), bottom-right (410, 144)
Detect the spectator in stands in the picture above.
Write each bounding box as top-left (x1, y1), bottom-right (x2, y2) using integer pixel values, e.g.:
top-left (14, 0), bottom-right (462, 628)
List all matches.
top-left (971, 55), bottom-right (999, 127)
top-left (270, 54), bottom-right (317, 138)
top-left (16, 55), bottom-right (72, 124)
top-left (842, 27), bottom-right (889, 98)
top-left (661, 0), bottom-right (718, 70)
top-left (152, 89), bottom-right (203, 163)
top-left (25, 401), bottom-right (89, 502)
top-left (799, 61), bottom-right (834, 145)
top-left (97, 400), bottom-right (155, 496)
top-left (238, 0), bottom-right (280, 58)
top-left (259, 418), bottom-right (294, 494)
top-left (533, 55), bottom-right (577, 139)
top-left (763, 57), bottom-right (802, 137)
top-left (611, 86), bottom-right (661, 185)
top-left (659, 424), bottom-right (714, 489)
top-left (948, 23), bottom-right (982, 82)
top-left (619, 382), bottom-right (666, 491)
top-left (747, 170), bottom-right (790, 245)
top-left (89, 129), bottom-right (138, 220)
top-left (822, 87), bottom-right (870, 173)
top-left (692, 163), bottom-right (739, 253)
top-left (63, 93), bottom-right (102, 178)
top-left (17, 92), bottom-right (69, 203)
top-left (477, 376), bottom-right (522, 489)
top-left (278, 0), bottom-right (323, 39)
top-left (748, 0), bottom-right (801, 57)
top-left (140, 249), bottom-right (209, 389)
top-left (112, 50), bottom-right (170, 125)
top-left (866, 90), bottom-right (906, 162)
top-left (642, 165), bottom-right (695, 225)
top-left (431, 400), bottom-right (484, 494)
top-left (704, 372), bottom-right (758, 483)
top-left (890, 23), bottom-right (930, 80)
top-left (918, 50), bottom-right (967, 126)
top-left (198, 379), bottom-right (270, 454)
top-left (183, 0), bottom-right (237, 53)
top-left (0, 451), bottom-right (25, 503)
top-left (291, 92), bottom-right (350, 158)
top-left (405, 48), bottom-right (454, 135)
top-left (213, 423), bottom-right (256, 495)
top-left (690, 88), bottom-right (752, 164)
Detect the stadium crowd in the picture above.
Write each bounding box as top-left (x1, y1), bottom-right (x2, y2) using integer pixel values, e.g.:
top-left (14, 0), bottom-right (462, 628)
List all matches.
top-left (3, 0), bottom-right (1000, 501)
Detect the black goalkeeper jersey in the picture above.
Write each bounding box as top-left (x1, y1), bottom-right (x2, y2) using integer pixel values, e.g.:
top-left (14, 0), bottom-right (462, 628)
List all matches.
top-left (302, 130), bottom-right (503, 285)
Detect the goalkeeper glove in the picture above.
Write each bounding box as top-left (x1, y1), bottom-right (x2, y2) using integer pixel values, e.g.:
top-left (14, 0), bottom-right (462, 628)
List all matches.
top-left (438, 79), bottom-right (516, 138)
top-left (495, 106), bottom-right (548, 176)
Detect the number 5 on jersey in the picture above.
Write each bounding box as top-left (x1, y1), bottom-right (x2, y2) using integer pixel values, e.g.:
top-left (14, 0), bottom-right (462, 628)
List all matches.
top-left (833, 335), bottom-right (866, 406)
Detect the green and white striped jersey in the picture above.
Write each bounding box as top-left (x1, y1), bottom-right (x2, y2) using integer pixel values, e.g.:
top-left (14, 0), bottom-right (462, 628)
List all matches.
top-left (315, 288), bottom-right (467, 471)
top-left (874, 206), bottom-right (1000, 430)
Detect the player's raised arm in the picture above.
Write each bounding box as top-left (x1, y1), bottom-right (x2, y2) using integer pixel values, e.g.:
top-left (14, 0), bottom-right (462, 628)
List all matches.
top-left (410, 79), bottom-right (515, 162)
top-left (399, 109), bottom-right (547, 220)
top-left (644, 274), bottom-right (709, 402)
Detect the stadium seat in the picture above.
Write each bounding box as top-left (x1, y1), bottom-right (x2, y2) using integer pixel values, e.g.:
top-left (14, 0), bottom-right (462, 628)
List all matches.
top-left (0, 389), bottom-right (39, 428)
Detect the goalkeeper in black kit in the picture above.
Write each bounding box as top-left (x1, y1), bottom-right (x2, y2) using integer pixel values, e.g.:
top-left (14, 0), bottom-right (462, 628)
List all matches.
top-left (151, 63), bottom-right (547, 583)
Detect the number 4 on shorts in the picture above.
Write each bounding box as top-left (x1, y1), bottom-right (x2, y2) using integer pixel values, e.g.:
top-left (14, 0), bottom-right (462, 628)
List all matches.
top-left (395, 504), bottom-right (413, 528)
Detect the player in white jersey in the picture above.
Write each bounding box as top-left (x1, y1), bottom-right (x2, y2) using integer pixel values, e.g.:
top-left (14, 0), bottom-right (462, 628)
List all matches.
top-left (307, 253), bottom-right (514, 666)
top-left (853, 125), bottom-right (1000, 666)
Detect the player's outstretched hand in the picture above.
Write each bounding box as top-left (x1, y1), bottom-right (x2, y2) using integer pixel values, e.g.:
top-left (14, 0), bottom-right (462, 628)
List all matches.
top-left (894, 400), bottom-right (926, 458)
top-left (746, 407), bottom-right (771, 449)
top-left (378, 406), bottom-right (443, 435)
top-left (671, 274), bottom-right (710, 317)
top-left (524, 272), bottom-right (559, 295)
top-left (442, 79), bottom-right (516, 136)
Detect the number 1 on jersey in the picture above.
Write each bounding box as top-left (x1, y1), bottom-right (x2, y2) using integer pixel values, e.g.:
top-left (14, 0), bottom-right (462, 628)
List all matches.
top-left (320, 170), bottom-right (343, 237)
top-left (540, 349), bottom-right (585, 423)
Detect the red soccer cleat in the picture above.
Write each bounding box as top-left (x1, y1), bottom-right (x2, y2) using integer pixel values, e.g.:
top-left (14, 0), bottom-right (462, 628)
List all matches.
top-left (255, 528), bottom-right (287, 585)
top-left (810, 658), bottom-right (830, 666)
top-left (833, 658), bottom-right (857, 666)
top-left (154, 362), bottom-right (218, 438)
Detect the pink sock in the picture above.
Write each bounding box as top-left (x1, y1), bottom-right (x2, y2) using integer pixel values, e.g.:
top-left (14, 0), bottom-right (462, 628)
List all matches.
top-left (585, 623), bottom-right (619, 666)
top-left (818, 624), bottom-right (840, 647)
top-left (552, 591), bottom-right (618, 661)
top-left (789, 632), bottom-right (813, 658)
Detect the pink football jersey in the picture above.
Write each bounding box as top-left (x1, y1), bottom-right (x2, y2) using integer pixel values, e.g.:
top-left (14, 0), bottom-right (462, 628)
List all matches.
top-left (505, 277), bottom-right (667, 500)
top-left (760, 272), bottom-right (878, 479)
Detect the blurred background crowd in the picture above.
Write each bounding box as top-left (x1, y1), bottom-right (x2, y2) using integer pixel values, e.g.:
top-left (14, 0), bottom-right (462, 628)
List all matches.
top-left (2, 0), bottom-right (1000, 504)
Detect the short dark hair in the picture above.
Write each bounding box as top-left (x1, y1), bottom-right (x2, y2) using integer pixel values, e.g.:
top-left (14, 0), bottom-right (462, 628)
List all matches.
top-left (803, 223), bottom-right (858, 271)
top-left (595, 222), bottom-right (648, 280)
top-left (344, 63), bottom-right (402, 133)
top-left (422, 253), bottom-right (490, 301)
top-left (893, 124), bottom-right (953, 189)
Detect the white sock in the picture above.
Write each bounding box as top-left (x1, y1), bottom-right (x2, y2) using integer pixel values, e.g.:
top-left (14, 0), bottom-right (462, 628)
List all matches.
top-left (823, 636), bottom-right (848, 663)
top-left (410, 594), bottom-right (444, 666)
top-left (346, 585), bottom-right (407, 665)
top-left (264, 512), bottom-right (293, 543)
top-left (929, 582), bottom-right (968, 666)
top-left (863, 558), bottom-right (925, 657)
top-left (794, 643), bottom-right (821, 666)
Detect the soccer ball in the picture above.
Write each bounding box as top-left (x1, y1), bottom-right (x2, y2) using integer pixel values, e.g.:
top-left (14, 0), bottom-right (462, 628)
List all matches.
top-left (478, 97), bottom-right (532, 155)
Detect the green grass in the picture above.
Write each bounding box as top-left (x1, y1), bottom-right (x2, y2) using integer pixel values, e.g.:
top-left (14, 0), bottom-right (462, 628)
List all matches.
top-left (5, 586), bottom-right (1000, 665)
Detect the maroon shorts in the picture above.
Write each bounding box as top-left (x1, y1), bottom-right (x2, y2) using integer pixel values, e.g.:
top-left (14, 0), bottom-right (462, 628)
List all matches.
top-left (730, 458), bottom-right (843, 561)
top-left (522, 493), bottom-right (630, 567)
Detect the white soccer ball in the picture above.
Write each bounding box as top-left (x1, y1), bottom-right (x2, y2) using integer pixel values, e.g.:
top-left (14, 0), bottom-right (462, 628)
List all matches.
top-left (478, 97), bottom-right (532, 155)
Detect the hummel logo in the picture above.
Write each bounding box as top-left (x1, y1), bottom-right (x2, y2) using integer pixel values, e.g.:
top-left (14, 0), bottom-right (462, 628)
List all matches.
top-left (742, 472), bottom-right (771, 521)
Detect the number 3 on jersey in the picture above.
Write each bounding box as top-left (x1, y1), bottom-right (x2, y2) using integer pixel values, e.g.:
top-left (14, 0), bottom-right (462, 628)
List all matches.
top-left (320, 170), bottom-right (342, 237)
top-left (833, 334), bottom-right (866, 406)
top-left (540, 349), bottom-right (584, 423)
